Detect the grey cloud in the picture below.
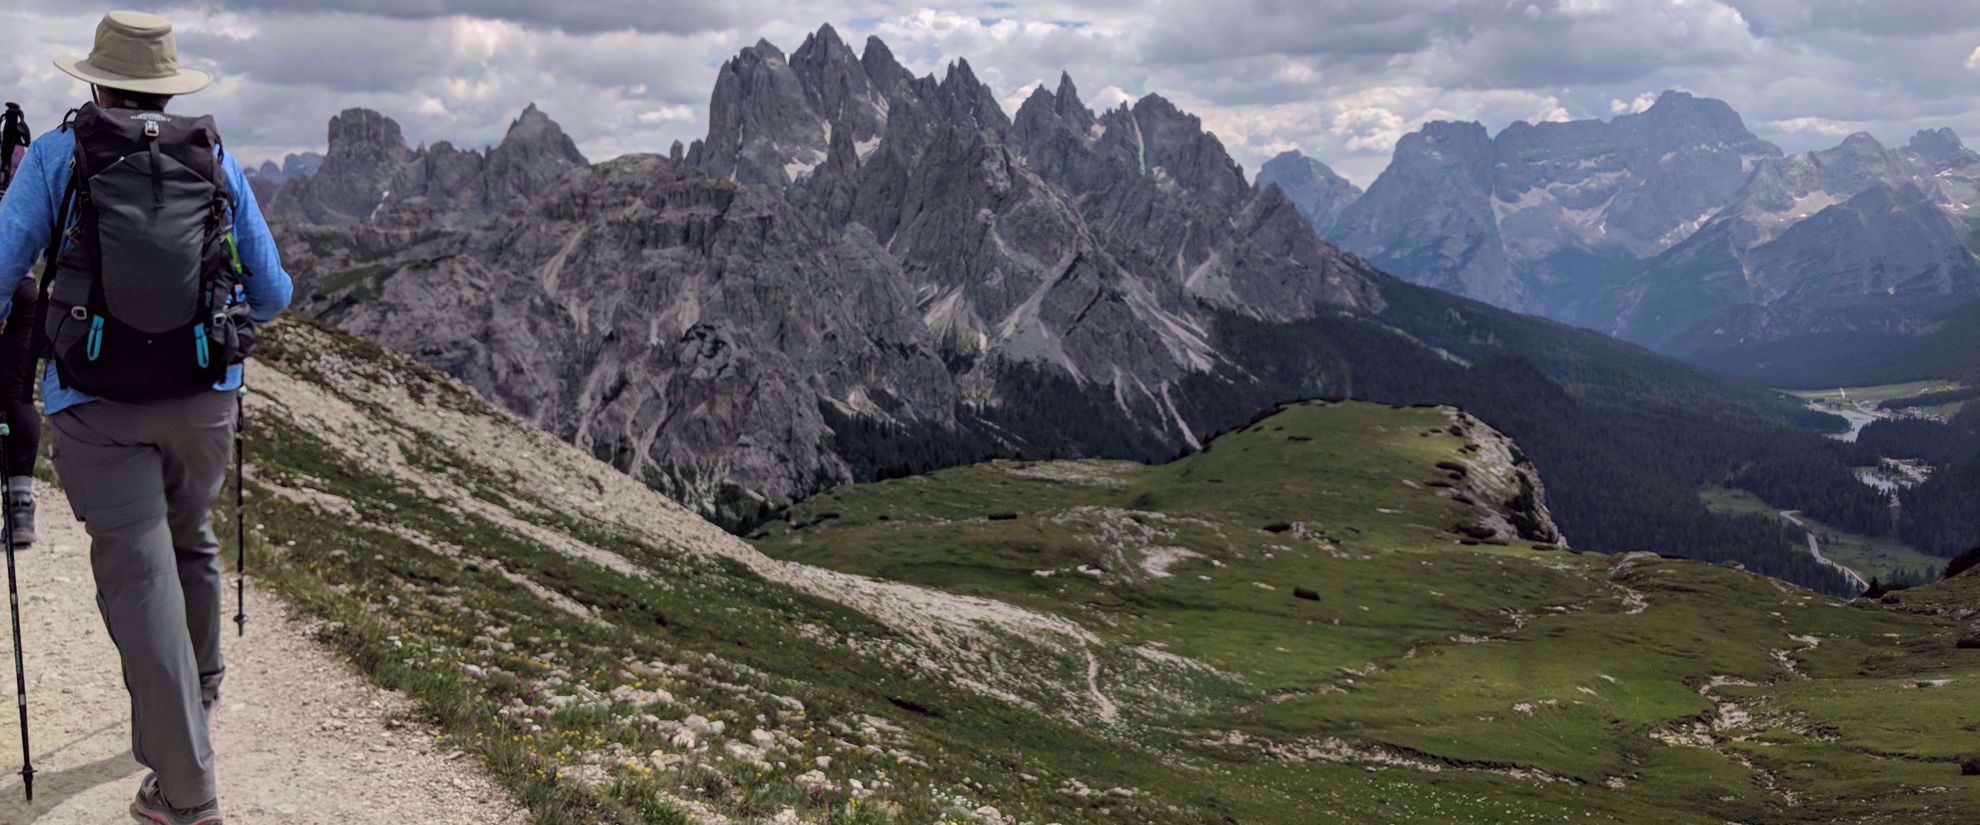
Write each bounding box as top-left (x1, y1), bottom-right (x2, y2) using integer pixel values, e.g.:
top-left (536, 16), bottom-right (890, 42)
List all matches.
top-left (1725, 0), bottom-right (1980, 39)
top-left (177, 15), bottom-right (453, 93)
top-left (1138, 0), bottom-right (1481, 64)
top-left (16, 0), bottom-right (739, 35)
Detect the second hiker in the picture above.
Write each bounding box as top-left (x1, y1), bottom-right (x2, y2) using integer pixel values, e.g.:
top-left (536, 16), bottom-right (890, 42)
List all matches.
top-left (0, 101), bottom-right (38, 548)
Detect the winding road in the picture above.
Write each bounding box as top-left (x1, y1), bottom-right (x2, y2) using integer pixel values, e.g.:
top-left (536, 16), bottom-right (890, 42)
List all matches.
top-left (1779, 510), bottom-right (1871, 592)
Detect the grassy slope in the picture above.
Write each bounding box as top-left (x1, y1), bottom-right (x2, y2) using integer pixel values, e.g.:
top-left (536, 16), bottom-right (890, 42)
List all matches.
top-left (759, 401), bottom-right (1980, 824)
top-left (231, 320), bottom-right (1977, 824)
top-left (1700, 486), bottom-right (1945, 584)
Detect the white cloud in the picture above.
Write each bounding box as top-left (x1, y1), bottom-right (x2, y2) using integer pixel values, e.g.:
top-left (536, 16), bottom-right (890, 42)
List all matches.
top-left (1610, 92), bottom-right (1658, 114)
top-left (1002, 81), bottom-right (1044, 116)
top-left (1968, 45), bottom-right (1980, 70)
top-left (1331, 107), bottom-right (1408, 154)
top-left (1090, 85), bottom-right (1134, 112)
top-left (1764, 116), bottom-right (1860, 138)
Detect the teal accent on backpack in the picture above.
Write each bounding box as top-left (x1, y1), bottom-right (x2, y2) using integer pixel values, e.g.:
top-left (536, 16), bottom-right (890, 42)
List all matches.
top-left (194, 323), bottom-right (209, 367)
top-left (85, 316), bottom-right (103, 361)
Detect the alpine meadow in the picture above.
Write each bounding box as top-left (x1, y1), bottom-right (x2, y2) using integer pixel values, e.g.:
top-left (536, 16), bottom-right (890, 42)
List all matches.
top-left (0, 3), bottom-right (1977, 825)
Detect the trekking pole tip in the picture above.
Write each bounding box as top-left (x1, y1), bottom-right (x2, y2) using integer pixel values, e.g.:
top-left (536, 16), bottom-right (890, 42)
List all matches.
top-left (20, 764), bottom-right (31, 801)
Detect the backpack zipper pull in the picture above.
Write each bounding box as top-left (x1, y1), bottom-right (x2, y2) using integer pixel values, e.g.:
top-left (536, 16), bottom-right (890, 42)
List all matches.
top-left (86, 316), bottom-right (103, 361)
top-left (144, 120), bottom-right (163, 209)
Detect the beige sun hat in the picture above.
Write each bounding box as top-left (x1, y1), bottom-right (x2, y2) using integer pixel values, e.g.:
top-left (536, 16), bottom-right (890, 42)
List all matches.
top-left (54, 11), bottom-right (212, 96)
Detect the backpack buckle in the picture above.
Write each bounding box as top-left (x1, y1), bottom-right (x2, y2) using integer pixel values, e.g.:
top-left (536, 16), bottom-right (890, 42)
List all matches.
top-left (144, 120), bottom-right (160, 138)
top-left (69, 306), bottom-right (87, 321)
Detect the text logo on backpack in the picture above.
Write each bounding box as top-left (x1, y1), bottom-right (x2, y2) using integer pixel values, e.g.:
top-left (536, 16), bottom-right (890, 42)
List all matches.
top-left (43, 103), bottom-right (255, 402)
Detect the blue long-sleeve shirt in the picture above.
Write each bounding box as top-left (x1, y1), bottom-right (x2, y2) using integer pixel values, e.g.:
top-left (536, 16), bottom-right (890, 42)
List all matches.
top-left (0, 120), bottom-right (293, 415)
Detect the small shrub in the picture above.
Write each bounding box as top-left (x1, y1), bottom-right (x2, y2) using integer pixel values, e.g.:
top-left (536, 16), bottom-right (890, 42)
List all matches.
top-left (1262, 522), bottom-right (1293, 533)
top-left (1862, 578), bottom-right (1911, 600)
top-left (986, 512), bottom-right (1019, 521)
top-left (1292, 587), bottom-right (1320, 602)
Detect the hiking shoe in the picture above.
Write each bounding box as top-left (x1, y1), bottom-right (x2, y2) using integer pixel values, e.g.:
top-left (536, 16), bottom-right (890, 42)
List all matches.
top-left (5, 490), bottom-right (32, 548)
top-left (129, 774), bottom-right (223, 825)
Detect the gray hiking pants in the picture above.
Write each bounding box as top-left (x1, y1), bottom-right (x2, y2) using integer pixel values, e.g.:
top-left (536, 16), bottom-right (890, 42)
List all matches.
top-left (49, 391), bottom-right (235, 808)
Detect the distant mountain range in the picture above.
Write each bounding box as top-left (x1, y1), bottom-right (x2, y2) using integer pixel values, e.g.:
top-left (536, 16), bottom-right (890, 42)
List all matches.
top-left (1273, 92), bottom-right (1980, 387)
top-left (258, 25), bottom-right (1886, 592)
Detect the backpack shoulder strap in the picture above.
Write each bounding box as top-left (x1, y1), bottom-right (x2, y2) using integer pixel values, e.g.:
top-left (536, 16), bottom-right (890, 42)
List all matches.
top-left (30, 134), bottom-right (83, 368)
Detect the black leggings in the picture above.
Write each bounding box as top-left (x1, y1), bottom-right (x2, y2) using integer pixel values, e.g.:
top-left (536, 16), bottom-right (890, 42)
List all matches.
top-left (0, 276), bottom-right (40, 479)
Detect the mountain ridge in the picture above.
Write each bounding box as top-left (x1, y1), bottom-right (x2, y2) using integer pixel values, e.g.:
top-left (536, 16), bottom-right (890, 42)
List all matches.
top-left (263, 26), bottom-right (1879, 598)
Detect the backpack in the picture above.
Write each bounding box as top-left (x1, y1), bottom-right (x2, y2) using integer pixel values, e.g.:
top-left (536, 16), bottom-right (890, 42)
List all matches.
top-left (38, 103), bottom-right (254, 402)
top-left (0, 102), bottom-right (28, 194)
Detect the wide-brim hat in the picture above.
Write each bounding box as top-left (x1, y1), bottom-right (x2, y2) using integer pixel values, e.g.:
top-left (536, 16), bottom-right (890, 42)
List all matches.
top-left (54, 11), bottom-right (211, 96)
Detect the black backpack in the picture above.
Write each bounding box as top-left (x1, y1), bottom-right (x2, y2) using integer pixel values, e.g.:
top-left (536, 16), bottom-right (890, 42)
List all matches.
top-left (0, 103), bottom-right (28, 194)
top-left (38, 103), bottom-right (254, 402)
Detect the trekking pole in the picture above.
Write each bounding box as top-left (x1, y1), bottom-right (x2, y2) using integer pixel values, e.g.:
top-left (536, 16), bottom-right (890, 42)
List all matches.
top-left (1, 423), bottom-right (34, 801)
top-left (233, 384), bottom-right (247, 637)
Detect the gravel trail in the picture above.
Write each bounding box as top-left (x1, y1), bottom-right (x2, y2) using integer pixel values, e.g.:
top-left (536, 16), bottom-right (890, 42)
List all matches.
top-left (0, 488), bottom-right (522, 824)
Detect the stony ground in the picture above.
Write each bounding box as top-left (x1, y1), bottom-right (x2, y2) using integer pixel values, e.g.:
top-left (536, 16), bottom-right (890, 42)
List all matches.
top-left (0, 487), bottom-right (523, 825)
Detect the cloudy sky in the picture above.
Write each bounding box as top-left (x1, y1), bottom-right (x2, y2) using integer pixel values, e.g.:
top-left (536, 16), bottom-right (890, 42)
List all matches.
top-left (5, 1), bottom-right (1980, 185)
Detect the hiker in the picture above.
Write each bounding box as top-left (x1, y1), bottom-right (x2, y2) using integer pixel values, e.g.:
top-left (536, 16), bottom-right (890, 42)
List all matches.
top-left (0, 11), bottom-right (292, 824)
top-left (0, 102), bottom-right (40, 549)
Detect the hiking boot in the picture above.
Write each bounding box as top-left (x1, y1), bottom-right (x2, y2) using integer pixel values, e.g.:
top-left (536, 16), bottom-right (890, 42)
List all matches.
top-left (5, 489), bottom-right (32, 548)
top-left (129, 774), bottom-right (223, 825)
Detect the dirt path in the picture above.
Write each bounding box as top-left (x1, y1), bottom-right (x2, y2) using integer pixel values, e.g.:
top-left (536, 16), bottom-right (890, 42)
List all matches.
top-left (0, 488), bottom-right (524, 824)
top-left (1779, 511), bottom-right (1869, 592)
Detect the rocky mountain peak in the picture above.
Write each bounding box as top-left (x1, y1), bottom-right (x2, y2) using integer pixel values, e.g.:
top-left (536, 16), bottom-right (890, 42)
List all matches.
top-left (1012, 70), bottom-right (1097, 152)
top-left (748, 38), bottom-right (786, 62)
top-left (1393, 121), bottom-right (1495, 184)
top-left (1126, 93), bottom-right (1250, 209)
top-left (1838, 131), bottom-right (1886, 151)
top-left (1254, 149), bottom-right (1363, 237)
top-left (793, 23), bottom-right (861, 80)
top-left (929, 57), bottom-right (1011, 136)
top-left (499, 103), bottom-right (585, 160)
top-left (860, 35), bottom-right (912, 90)
top-left (324, 108), bottom-right (412, 164)
top-left (486, 104), bottom-right (589, 206)
top-left (802, 22), bottom-right (851, 56)
top-left (1054, 71), bottom-right (1081, 107)
top-left (1633, 89), bottom-right (1760, 143)
top-left (1905, 127), bottom-right (1976, 172)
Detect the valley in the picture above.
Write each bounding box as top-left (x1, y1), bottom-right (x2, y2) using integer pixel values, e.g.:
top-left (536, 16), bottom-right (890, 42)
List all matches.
top-left (231, 321), bottom-right (1980, 823)
top-left (1789, 380), bottom-right (1970, 443)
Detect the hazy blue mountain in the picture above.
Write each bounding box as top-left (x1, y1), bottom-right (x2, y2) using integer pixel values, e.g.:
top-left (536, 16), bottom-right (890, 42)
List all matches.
top-left (1253, 149), bottom-right (1362, 238)
top-left (1331, 91), bottom-right (1780, 316)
